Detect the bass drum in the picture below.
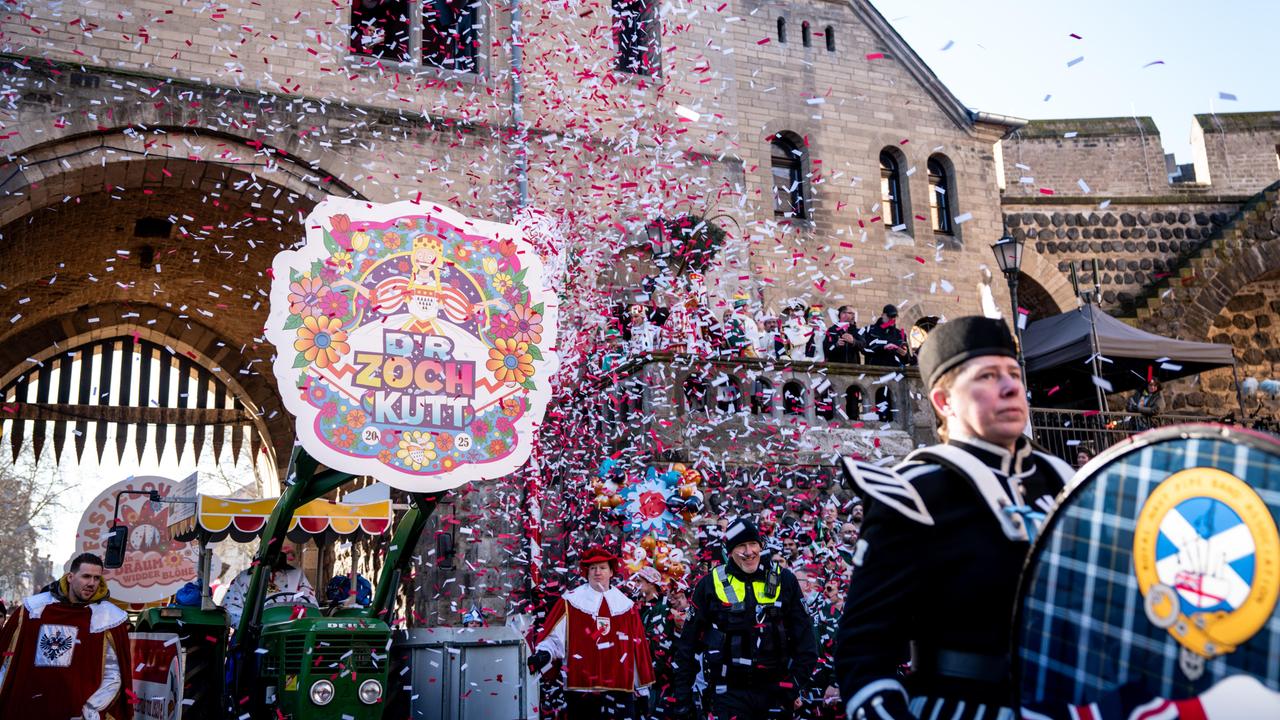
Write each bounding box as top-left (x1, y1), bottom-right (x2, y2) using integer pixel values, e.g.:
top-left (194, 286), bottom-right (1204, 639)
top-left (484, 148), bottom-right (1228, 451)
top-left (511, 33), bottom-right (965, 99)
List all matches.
top-left (1014, 424), bottom-right (1280, 717)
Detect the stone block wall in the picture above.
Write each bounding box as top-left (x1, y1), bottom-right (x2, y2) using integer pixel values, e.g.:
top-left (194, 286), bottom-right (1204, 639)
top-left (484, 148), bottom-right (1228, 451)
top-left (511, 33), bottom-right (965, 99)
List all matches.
top-left (1000, 117), bottom-right (1170, 198)
top-left (1191, 112), bottom-right (1280, 195)
top-left (1003, 198), bottom-right (1245, 315)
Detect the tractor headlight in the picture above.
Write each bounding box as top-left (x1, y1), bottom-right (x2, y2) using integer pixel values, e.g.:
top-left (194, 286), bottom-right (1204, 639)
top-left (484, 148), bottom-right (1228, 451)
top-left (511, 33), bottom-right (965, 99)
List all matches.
top-left (309, 679), bottom-right (335, 706)
top-left (358, 678), bottom-right (383, 704)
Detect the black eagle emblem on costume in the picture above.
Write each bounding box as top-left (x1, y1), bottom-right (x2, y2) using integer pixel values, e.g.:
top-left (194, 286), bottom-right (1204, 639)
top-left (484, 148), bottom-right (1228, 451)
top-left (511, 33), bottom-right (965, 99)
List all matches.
top-left (38, 629), bottom-right (75, 662)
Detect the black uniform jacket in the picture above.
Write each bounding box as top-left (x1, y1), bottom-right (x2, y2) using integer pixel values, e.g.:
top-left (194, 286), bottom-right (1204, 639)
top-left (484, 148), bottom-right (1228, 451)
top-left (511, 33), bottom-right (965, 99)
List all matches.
top-left (670, 560), bottom-right (818, 708)
top-left (857, 320), bottom-right (909, 367)
top-left (835, 436), bottom-right (1071, 720)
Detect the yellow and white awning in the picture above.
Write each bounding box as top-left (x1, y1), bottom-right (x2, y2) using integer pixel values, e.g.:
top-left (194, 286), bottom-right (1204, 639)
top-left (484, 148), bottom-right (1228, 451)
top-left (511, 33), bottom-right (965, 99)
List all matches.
top-left (170, 495), bottom-right (393, 543)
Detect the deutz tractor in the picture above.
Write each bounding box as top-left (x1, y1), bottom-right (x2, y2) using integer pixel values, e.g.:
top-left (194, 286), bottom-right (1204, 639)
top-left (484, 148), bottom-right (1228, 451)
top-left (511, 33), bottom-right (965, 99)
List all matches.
top-left (106, 450), bottom-right (440, 719)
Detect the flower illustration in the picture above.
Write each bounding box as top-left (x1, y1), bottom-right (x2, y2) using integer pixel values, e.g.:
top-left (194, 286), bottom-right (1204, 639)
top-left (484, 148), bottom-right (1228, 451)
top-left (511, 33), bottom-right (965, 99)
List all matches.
top-left (378, 449), bottom-right (394, 464)
top-left (295, 315), bottom-right (350, 369)
top-left (492, 272), bottom-right (513, 294)
top-left (509, 305), bottom-right (543, 344)
top-left (383, 232), bottom-right (403, 251)
top-left (396, 431), bottom-right (438, 471)
top-left (436, 433), bottom-right (454, 452)
top-left (333, 426), bottom-right (356, 448)
top-left (288, 275), bottom-right (329, 317)
top-left (442, 457), bottom-right (456, 471)
top-left (470, 420), bottom-right (490, 438)
top-left (501, 398), bottom-right (523, 417)
top-left (495, 416), bottom-right (514, 434)
top-left (489, 313), bottom-right (518, 340)
top-left (332, 251), bottom-right (354, 274)
top-left (482, 256), bottom-right (499, 275)
top-left (488, 439), bottom-right (508, 456)
top-left (319, 402), bottom-right (338, 419)
top-left (308, 385), bottom-right (328, 404)
top-left (454, 243), bottom-right (473, 262)
top-left (318, 290), bottom-right (350, 318)
top-left (486, 338), bottom-right (535, 385)
top-left (329, 214), bottom-right (351, 233)
top-left (350, 230), bottom-right (371, 252)
top-left (345, 409), bottom-right (368, 429)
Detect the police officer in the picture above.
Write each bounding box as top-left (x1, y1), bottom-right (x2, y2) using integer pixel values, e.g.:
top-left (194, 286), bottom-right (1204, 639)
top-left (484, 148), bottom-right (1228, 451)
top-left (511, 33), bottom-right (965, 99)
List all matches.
top-left (834, 316), bottom-right (1074, 720)
top-left (670, 518), bottom-right (818, 720)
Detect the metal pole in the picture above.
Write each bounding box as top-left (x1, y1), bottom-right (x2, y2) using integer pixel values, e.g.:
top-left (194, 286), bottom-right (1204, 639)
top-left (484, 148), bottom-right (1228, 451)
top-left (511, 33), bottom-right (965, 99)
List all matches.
top-left (1008, 271), bottom-right (1025, 372)
top-left (510, 0), bottom-right (528, 210)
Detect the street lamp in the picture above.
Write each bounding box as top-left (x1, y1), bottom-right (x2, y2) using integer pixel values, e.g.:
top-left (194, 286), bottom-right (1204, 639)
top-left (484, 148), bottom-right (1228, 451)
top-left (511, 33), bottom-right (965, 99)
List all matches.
top-left (990, 231), bottom-right (1026, 369)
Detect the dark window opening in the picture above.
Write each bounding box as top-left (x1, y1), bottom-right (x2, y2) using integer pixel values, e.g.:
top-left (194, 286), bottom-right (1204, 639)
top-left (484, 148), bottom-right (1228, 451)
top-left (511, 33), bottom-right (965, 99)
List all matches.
top-left (683, 374), bottom-right (708, 413)
top-left (752, 378), bottom-right (775, 415)
top-left (845, 386), bottom-right (864, 418)
top-left (351, 0), bottom-right (412, 62)
top-left (782, 381), bottom-right (806, 416)
top-left (713, 375), bottom-right (742, 414)
top-left (777, 17), bottom-right (787, 43)
top-left (928, 156), bottom-right (953, 234)
top-left (133, 217), bottom-right (173, 239)
top-left (879, 149), bottom-right (904, 228)
top-left (772, 135), bottom-right (806, 219)
top-left (816, 384), bottom-right (833, 421)
top-left (824, 25), bottom-right (835, 52)
top-left (801, 21), bottom-right (811, 48)
top-left (615, 0), bottom-right (659, 75)
top-left (422, 0), bottom-right (478, 73)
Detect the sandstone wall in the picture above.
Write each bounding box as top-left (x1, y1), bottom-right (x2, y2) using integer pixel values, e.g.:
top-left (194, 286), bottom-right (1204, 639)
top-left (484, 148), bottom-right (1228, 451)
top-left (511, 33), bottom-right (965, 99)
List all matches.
top-left (1001, 117), bottom-right (1169, 198)
top-left (1191, 112), bottom-right (1280, 195)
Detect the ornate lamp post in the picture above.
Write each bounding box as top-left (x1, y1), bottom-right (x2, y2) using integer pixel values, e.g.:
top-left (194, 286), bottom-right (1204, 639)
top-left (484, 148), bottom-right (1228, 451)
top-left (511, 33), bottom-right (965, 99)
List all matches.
top-left (991, 231), bottom-right (1026, 371)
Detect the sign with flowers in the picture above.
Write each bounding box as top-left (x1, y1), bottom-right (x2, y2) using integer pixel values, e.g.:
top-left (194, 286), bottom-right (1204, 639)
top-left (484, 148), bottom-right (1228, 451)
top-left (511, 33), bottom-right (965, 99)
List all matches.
top-left (267, 197), bottom-right (559, 492)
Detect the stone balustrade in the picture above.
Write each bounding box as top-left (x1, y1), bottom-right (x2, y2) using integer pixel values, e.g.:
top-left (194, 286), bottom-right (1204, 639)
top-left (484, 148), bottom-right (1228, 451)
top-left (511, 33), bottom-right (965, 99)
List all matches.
top-left (586, 353), bottom-right (934, 467)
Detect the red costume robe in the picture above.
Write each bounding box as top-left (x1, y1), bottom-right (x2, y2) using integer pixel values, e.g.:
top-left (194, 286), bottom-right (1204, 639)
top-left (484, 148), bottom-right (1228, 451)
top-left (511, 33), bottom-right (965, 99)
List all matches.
top-left (0, 589), bottom-right (133, 719)
top-left (534, 584), bottom-right (656, 693)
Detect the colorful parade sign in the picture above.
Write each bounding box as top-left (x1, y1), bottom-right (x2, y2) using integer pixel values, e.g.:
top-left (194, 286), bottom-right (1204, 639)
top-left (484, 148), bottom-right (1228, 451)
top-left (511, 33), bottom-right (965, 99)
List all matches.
top-left (75, 475), bottom-right (199, 605)
top-left (267, 197), bottom-right (560, 492)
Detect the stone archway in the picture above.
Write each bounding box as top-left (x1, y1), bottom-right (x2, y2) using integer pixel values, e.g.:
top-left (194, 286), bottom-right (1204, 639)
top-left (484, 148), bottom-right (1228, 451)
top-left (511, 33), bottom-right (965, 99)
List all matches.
top-left (0, 147), bottom-right (346, 476)
top-left (1176, 268), bottom-right (1280, 421)
top-left (1016, 271), bottom-right (1062, 322)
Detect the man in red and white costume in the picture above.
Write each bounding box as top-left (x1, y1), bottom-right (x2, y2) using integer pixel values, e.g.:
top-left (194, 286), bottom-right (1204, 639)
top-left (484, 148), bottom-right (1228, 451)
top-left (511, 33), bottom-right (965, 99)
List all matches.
top-left (529, 545), bottom-right (656, 718)
top-left (0, 552), bottom-right (133, 719)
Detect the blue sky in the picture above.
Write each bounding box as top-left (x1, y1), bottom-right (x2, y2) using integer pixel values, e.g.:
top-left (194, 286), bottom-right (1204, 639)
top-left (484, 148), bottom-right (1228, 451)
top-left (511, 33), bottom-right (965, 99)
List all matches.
top-left (869, 0), bottom-right (1279, 162)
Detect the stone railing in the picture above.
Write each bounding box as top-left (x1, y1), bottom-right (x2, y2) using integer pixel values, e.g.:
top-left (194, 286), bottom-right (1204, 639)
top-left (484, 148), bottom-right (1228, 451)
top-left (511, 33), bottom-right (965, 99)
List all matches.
top-left (586, 353), bottom-right (933, 466)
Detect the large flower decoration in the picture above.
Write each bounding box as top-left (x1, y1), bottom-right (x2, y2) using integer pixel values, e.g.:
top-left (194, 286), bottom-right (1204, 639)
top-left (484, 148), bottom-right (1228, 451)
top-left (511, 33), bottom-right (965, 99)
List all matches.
top-left (396, 431), bottom-right (438, 471)
top-left (294, 316), bottom-right (350, 368)
top-left (509, 304), bottom-right (544, 344)
top-left (287, 275), bottom-right (329, 317)
top-left (619, 468), bottom-right (683, 538)
top-left (487, 338), bottom-right (535, 385)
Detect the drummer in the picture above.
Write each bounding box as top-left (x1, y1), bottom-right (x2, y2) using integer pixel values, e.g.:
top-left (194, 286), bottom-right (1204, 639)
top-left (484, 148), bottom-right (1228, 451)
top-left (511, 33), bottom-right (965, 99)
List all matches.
top-left (834, 316), bottom-right (1074, 720)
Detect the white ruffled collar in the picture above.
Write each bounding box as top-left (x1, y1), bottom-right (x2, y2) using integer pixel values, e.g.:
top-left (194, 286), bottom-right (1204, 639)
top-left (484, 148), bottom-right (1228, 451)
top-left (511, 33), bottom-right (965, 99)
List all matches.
top-left (25, 591), bottom-right (128, 633)
top-left (564, 583), bottom-right (634, 616)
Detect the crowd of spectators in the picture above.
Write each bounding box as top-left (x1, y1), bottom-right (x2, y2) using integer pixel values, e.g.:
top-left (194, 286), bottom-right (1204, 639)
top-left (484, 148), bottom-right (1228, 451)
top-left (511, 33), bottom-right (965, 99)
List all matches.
top-left (605, 280), bottom-right (917, 370)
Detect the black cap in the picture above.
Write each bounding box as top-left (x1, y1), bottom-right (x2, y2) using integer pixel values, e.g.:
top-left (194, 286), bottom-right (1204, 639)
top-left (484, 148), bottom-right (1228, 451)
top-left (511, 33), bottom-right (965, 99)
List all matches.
top-left (917, 316), bottom-right (1018, 388)
top-left (882, 304), bottom-right (898, 317)
top-left (723, 518), bottom-right (762, 551)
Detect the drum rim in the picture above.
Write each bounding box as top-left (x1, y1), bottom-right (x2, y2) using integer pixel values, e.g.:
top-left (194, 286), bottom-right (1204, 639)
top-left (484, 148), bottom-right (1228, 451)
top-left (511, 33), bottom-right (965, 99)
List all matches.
top-left (1011, 422), bottom-right (1280, 703)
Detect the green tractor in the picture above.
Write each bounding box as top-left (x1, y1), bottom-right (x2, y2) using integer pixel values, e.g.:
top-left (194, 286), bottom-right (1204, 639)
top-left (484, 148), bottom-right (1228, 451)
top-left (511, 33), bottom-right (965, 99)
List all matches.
top-left (107, 450), bottom-right (440, 719)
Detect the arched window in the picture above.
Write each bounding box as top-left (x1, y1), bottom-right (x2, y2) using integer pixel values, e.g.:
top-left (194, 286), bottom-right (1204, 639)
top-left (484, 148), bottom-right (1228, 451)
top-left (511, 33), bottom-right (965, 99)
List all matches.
top-left (879, 149), bottom-right (905, 228)
top-left (615, 0), bottom-right (660, 75)
top-left (845, 386), bottom-right (865, 419)
top-left (683, 373), bottom-right (708, 413)
top-left (928, 155), bottom-right (954, 234)
top-left (752, 378), bottom-right (775, 415)
top-left (824, 26), bottom-right (835, 52)
top-left (777, 17), bottom-right (787, 43)
top-left (801, 21), bottom-right (812, 48)
top-left (713, 374), bottom-right (742, 415)
top-left (782, 380), bottom-right (807, 416)
top-left (816, 383), bottom-right (834, 421)
top-left (771, 134), bottom-right (806, 219)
